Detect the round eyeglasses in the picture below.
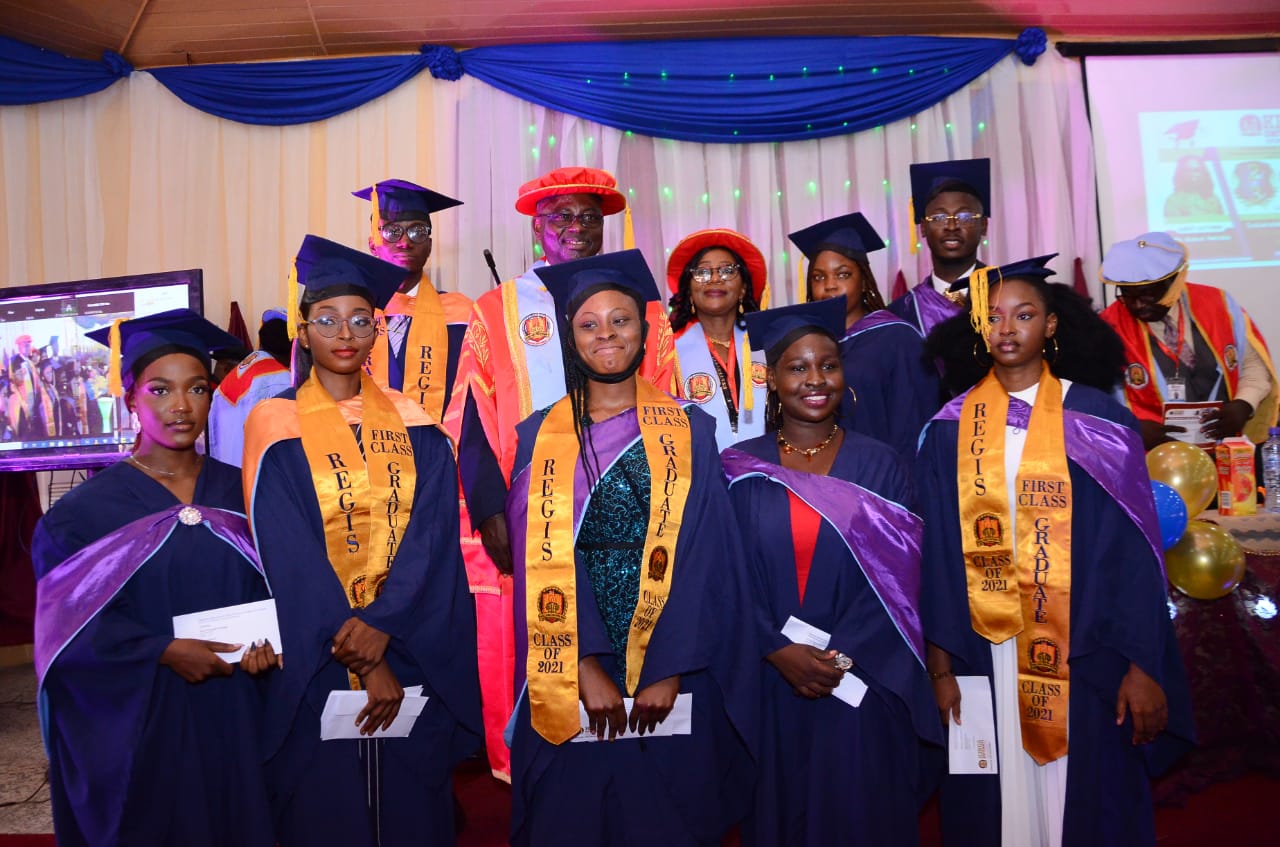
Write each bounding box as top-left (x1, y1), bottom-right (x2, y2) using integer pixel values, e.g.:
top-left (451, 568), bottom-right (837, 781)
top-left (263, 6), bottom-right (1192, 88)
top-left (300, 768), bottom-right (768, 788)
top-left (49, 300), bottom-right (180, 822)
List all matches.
top-left (304, 315), bottom-right (378, 338)
top-left (379, 222), bottom-right (432, 244)
top-left (689, 264), bottom-right (741, 284)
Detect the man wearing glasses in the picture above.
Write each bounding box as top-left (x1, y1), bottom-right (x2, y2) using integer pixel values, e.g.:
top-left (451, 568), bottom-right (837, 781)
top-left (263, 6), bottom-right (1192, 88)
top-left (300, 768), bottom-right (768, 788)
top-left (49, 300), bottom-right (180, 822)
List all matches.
top-left (352, 179), bottom-right (467, 422)
top-left (450, 166), bottom-right (673, 781)
top-left (1100, 231), bottom-right (1277, 449)
top-left (888, 157), bottom-right (992, 338)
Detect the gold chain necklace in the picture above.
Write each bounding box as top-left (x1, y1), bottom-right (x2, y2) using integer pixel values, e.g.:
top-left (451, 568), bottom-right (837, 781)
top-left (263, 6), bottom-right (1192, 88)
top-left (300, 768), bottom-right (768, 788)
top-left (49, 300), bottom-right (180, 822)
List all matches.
top-left (706, 336), bottom-right (733, 349)
top-left (128, 453), bottom-right (201, 478)
top-left (777, 422), bottom-right (839, 461)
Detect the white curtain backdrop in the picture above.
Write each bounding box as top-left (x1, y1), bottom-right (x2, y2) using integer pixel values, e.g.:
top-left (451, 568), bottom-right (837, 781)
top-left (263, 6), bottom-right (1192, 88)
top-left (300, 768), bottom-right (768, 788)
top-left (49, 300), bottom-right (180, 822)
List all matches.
top-left (0, 48), bottom-right (1098, 330)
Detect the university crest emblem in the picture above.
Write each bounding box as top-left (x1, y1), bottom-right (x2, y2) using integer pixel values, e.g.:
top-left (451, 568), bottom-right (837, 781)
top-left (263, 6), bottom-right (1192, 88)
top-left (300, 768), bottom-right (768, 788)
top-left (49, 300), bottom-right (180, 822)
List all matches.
top-left (647, 546), bottom-right (670, 583)
top-left (975, 513), bottom-right (1003, 548)
top-left (750, 361), bottom-right (767, 387)
top-left (1224, 344), bottom-right (1239, 371)
top-left (521, 313), bottom-right (553, 346)
top-left (1126, 362), bottom-right (1148, 388)
top-left (684, 372), bottom-right (715, 403)
top-left (1028, 637), bottom-right (1061, 675)
top-left (538, 586), bottom-right (568, 624)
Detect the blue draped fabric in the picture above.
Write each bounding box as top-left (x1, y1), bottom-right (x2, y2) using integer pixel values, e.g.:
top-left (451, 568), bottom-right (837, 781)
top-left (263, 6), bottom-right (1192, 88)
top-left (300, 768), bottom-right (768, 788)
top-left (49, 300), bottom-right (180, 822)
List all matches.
top-left (458, 35), bottom-right (1033, 143)
top-left (2, 32), bottom-right (1046, 139)
top-left (148, 45), bottom-right (459, 126)
top-left (0, 37), bottom-right (131, 106)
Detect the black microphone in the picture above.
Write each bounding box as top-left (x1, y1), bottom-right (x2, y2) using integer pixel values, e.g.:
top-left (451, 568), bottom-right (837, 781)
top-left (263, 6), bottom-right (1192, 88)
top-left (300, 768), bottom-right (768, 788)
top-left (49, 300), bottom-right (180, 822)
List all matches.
top-left (483, 249), bottom-right (501, 287)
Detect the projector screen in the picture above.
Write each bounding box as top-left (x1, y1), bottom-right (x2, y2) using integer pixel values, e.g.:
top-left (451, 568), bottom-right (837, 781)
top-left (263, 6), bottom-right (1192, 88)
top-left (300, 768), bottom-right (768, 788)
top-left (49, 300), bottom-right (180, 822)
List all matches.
top-left (1087, 52), bottom-right (1280, 344)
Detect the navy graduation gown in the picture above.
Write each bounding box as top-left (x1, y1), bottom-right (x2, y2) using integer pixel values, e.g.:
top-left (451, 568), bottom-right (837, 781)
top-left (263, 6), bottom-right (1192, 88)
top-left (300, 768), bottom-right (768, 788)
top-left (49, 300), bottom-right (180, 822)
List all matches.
top-left (505, 402), bottom-right (759, 847)
top-left (727, 432), bottom-right (943, 846)
top-left (837, 311), bottom-right (941, 462)
top-left (915, 382), bottom-right (1194, 847)
top-left (32, 459), bottom-right (274, 847)
top-left (248, 391), bottom-right (482, 847)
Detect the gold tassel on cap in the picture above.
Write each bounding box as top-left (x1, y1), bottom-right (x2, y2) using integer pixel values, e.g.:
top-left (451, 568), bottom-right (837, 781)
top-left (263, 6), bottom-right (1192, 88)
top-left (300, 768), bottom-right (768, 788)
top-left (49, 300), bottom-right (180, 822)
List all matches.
top-left (741, 333), bottom-right (754, 412)
top-left (797, 256), bottom-right (807, 303)
top-left (371, 183), bottom-right (384, 249)
top-left (908, 197), bottom-right (919, 256)
top-left (968, 266), bottom-right (995, 351)
top-left (759, 282), bottom-right (771, 311)
top-left (107, 317), bottom-right (126, 397)
top-left (286, 263), bottom-right (300, 341)
top-left (623, 205), bottom-right (635, 250)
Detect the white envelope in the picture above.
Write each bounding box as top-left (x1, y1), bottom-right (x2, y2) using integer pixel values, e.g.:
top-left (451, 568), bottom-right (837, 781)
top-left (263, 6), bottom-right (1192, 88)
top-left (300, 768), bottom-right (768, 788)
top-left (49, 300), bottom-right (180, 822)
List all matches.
top-left (948, 675), bottom-right (999, 775)
top-left (171, 598), bottom-right (282, 663)
top-left (780, 615), bottom-right (868, 707)
top-left (570, 692), bottom-right (693, 742)
top-left (320, 685), bottom-right (428, 740)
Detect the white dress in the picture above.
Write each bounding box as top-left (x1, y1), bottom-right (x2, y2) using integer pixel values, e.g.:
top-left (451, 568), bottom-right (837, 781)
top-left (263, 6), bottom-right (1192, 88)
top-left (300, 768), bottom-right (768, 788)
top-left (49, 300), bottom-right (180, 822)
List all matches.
top-left (991, 379), bottom-right (1072, 847)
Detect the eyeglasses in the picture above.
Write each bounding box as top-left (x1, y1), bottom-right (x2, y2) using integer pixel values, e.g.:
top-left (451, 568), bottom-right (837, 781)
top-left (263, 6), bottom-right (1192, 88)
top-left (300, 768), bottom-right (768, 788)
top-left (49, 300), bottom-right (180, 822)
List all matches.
top-left (304, 315), bottom-right (378, 338)
top-left (922, 212), bottom-right (985, 228)
top-left (537, 211), bottom-right (605, 228)
top-left (689, 264), bottom-right (741, 284)
top-left (379, 222), bottom-right (432, 244)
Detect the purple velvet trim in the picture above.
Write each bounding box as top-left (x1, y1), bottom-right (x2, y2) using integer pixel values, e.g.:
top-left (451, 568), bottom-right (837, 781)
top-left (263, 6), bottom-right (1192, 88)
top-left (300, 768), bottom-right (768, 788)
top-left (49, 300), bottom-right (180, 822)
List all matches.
top-left (840, 308), bottom-right (911, 342)
top-left (721, 447), bottom-right (925, 662)
top-left (911, 282), bottom-right (963, 335)
top-left (34, 505), bottom-right (261, 685)
top-left (930, 397), bottom-right (1165, 569)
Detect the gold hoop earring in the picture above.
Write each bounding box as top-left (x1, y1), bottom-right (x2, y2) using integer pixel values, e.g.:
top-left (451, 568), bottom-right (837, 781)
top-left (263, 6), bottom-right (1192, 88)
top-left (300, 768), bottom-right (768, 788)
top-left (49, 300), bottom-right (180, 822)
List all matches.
top-left (973, 340), bottom-right (991, 362)
top-left (738, 300), bottom-right (744, 315)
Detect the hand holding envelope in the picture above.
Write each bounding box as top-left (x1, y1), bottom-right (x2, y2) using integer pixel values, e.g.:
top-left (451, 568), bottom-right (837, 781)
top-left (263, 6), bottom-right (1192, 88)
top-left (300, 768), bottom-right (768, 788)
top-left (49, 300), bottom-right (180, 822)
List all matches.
top-left (172, 598), bottom-right (282, 664)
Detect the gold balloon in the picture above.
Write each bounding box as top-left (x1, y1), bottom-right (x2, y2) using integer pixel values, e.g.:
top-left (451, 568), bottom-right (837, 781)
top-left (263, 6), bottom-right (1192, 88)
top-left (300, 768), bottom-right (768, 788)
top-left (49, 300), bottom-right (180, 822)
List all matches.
top-left (1164, 520), bottom-right (1247, 600)
top-left (1146, 442), bottom-right (1217, 518)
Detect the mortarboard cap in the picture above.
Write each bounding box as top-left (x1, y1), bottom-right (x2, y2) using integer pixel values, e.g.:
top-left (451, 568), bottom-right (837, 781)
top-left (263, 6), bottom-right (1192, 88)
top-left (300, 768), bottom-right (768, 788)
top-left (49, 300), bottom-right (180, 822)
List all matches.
top-left (665, 228), bottom-right (768, 300)
top-left (909, 158), bottom-right (992, 222)
top-left (352, 179), bottom-right (462, 221)
top-left (743, 297), bottom-right (846, 363)
top-left (1100, 232), bottom-right (1187, 286)
top-left (261, 308), bottom-right (287, 324)
top-left (86, 308), bottom-right (242, 395)
top-left (515, 167), bottom-right (627, 216)
top-left (787, 212), bottom-right (886, 260)
top-left (949, 254), bottom-right (1058, 294)
top-left (291, 234), bottom-right (406, 312)
top-left (534, 249), bottom-right (659, 332)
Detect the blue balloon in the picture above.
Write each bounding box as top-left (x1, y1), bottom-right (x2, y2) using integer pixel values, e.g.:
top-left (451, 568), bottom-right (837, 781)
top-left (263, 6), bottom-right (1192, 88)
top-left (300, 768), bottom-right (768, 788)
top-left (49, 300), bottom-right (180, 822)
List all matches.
top-left (1151, 480), bottom-right (1189, 550)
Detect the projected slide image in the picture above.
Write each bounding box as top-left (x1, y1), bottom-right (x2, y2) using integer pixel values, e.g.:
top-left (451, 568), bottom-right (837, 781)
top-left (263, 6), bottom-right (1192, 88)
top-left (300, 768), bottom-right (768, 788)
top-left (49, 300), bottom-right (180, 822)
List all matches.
top-left (1140, 110), bottom-right (1280, 269)
top-left (0, 285), bottom-right (188, 450)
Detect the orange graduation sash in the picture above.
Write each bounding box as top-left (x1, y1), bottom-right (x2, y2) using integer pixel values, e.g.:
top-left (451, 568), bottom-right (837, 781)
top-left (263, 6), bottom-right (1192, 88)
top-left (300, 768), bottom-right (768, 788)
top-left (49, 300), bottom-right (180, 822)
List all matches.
top-left (524, 379), bottom-right (693, 744)
top-left (957, 365), bottom-right (1072, 764)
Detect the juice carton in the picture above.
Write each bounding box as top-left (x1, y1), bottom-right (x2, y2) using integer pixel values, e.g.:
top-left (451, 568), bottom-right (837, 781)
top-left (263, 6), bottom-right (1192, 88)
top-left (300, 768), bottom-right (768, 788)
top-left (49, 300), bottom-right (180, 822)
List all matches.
top-left (1216, 437), bottom-right (1257, 516)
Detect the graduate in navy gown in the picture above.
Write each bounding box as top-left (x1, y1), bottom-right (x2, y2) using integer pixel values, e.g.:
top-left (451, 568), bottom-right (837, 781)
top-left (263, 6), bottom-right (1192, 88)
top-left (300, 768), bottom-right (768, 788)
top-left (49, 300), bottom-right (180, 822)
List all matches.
top-left (915, 258), bottom-right (1193, 847)
top-left (32, 309), bottom-right (278, 847)
top-left (887, 158), bottom-right (992, 339)
top-left (505, 250), bottom-right (757, 847)
top-left (789, 212), bottom-right (941, 460)
top-left (242, 235), bottom-right (481, 846)
top-left (722, 297), bottom-right (943, 846)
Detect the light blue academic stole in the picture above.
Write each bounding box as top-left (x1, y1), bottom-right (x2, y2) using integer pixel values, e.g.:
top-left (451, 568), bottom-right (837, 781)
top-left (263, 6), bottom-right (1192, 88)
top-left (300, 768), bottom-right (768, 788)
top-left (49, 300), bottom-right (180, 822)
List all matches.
top-left (674, 321), bottom-right (767, 451)
top-left (507, 265), bottom-right (569, 414)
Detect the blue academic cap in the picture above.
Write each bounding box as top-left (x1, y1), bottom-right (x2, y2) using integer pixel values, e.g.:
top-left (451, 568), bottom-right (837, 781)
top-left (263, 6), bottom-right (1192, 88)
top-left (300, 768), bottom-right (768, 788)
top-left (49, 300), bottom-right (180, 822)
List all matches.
top-left (261, 308), bottom-right (286, 324)
top-left (291, 234), bottom-right (406, 312)
top-left (909, 158), bottom-right (992, 221)
top-left (1100, 232), bottom-right (1187, 285)
top-left (534, 249), bottom-right (660, 327)
top-left (85, 308), bottom-right (242, 394)
top-left (743, 297), bottom-right (847, 362)
top-left (787, 212), bottom-right (886, 260)
top-left (352, 179), bottom-right (463, 220)
top-left (949, 254), bottom-right (1058, 293)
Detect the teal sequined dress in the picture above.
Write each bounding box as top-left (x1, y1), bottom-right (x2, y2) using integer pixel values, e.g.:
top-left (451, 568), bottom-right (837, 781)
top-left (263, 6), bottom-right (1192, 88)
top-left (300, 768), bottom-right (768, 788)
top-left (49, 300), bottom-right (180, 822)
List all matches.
top-left (576, 439), bottom-right (650, 692)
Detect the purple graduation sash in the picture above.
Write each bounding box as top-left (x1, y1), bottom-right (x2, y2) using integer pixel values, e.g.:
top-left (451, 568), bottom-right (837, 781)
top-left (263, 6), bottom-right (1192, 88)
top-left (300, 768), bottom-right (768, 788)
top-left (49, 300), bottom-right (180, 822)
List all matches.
top-left (841, 308), bottom-right (921, 342)
top-left (931, 390), bottom-right (1165, 570)
top-left (907, 281), bottom-right (964, 337)
top-left (35, 505), bottom-right (263, 686)
top-left (721, 448), bottom-right (925, 663)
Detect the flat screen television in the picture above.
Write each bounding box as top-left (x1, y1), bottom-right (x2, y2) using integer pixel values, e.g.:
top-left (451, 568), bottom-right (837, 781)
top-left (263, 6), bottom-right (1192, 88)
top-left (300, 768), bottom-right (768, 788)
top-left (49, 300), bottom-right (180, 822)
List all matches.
top-left (0, 269), bottom-right (203, 472)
